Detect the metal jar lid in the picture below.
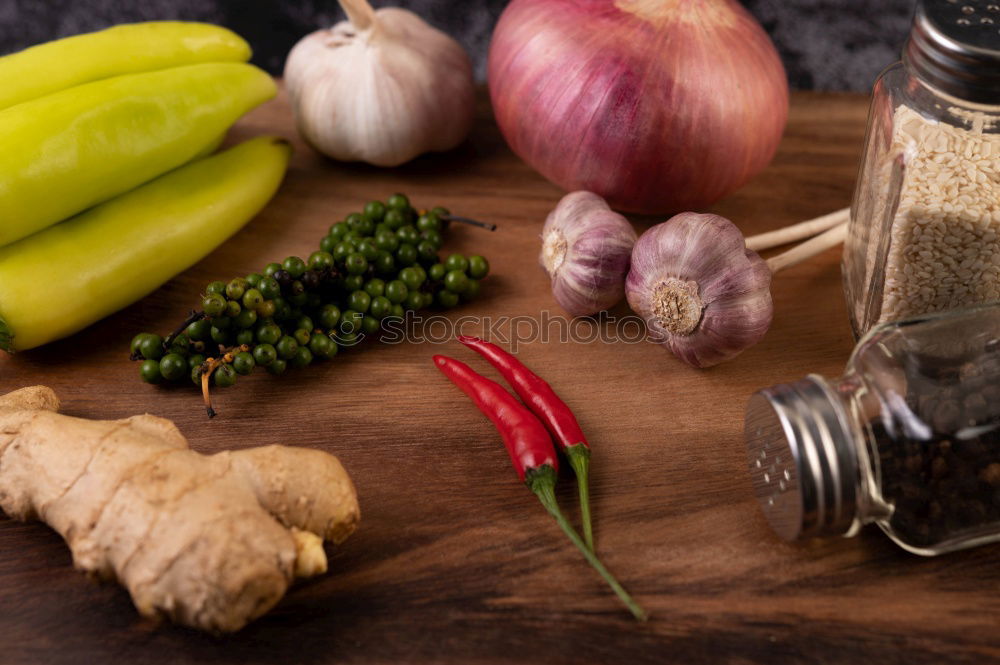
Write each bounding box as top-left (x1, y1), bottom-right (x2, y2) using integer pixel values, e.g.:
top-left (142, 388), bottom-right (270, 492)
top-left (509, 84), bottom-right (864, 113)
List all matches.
top-left (905, 0), bottom-right (1000, 104)
top-left (744, 376), bottom-right (860, 542)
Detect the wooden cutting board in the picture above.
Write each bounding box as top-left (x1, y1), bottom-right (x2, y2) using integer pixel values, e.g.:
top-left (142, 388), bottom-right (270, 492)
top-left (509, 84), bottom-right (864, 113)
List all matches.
top-left (3, 88), bottom-right (999, 664)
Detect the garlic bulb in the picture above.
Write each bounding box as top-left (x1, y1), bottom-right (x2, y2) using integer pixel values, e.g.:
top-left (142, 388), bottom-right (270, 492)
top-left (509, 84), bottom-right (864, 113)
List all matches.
top-left (626, 212), bottom-right (849, 368)
top-left (626, 213), bottom-right (773, 368)
top-left (541, 192), bottom-right (637, 317)
top-left (284, 0), bottom-right (475, 167)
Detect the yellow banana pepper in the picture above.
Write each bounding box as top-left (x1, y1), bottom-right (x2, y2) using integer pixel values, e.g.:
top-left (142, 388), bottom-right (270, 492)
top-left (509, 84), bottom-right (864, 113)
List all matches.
top-left (0, 21), bottom-right (251, 112)
top-left (0, 62), bottom-right (276, 248)
top-left (0, 136), bottom-right (291, 352)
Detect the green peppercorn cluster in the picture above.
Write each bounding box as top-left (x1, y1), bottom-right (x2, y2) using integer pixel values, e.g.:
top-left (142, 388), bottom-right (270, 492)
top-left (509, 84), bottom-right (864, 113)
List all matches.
top-left (130, 194), bottom-right (490, 388)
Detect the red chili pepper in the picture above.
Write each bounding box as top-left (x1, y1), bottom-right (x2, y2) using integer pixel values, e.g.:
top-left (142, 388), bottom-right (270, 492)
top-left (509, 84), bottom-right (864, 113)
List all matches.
top-left (432, 353), bottom-right (556, 481)
top-left (433, 354), bottom-right (646, 621)
top-left (457, 335), bottom-right (595, 550)
top-left (457, 335), bottom-right (587, 449)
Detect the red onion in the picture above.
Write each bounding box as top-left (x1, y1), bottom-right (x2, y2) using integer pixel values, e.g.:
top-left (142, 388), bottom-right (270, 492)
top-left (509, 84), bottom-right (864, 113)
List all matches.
top-left (488, 0), bottom-right (789, 214)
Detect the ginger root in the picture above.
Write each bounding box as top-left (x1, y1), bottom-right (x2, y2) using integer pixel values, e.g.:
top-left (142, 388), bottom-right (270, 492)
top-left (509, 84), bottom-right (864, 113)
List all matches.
top-left (0, 386), bottom-right (360, 632)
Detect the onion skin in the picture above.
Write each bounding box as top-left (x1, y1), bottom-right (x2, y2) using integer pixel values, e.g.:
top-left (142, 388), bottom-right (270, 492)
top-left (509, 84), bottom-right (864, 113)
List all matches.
top-left (488, 0), bottom-right (789, 214)
top-left (626, 213), bottom-right (773, 368)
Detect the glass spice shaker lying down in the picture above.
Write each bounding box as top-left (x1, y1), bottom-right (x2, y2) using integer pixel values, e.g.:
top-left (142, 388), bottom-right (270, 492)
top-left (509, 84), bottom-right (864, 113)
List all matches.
top-left (745, 304), bottom-right (1000, 555)
top-left (843, 0), bottom-right (1000, 337)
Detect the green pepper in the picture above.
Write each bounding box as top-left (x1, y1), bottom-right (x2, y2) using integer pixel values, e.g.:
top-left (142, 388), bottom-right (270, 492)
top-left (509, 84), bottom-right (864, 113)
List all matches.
top-left (0, 21), bottom-right (251, 112)
top-left (0, 62), bottom-right (276, 248)
top-left (0, 136), bottom-right (292, 352)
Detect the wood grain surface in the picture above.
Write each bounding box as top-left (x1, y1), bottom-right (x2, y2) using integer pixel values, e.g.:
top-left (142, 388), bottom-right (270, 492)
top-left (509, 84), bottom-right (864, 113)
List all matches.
top-left (3, 88), bottom-right (999, 665)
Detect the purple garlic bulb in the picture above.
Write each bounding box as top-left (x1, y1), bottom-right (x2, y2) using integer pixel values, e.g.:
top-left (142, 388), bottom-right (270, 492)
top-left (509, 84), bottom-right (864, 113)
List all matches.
top-left (626, 212), bottom-right (773, 368)
top-left (540, 191), bottom-right (637, 317)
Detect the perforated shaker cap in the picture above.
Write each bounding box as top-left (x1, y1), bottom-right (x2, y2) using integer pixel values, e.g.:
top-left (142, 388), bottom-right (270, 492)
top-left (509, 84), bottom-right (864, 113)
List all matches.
top-left (905, 0), bottom-right (1000, 103)
top-left (744, 376), bottom-right (860, 542)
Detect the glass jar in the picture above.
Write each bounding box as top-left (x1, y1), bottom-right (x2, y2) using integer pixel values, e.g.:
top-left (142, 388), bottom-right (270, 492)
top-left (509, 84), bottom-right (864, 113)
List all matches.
top-left (843, 0), bottom-right (1000, 337)
top-left (745, 304), bottom-right (1000, 555)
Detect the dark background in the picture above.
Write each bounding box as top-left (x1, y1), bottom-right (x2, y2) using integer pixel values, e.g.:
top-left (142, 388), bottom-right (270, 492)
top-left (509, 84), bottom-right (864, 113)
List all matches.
top-left (0, 0), bottom-right (911, 91)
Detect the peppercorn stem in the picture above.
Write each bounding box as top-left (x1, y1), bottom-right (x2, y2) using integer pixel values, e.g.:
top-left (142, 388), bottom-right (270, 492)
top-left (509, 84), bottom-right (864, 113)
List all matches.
top-left (745, 207), bottom-right (849, 253)
top-left (565, 444), bottom-right (594, 551)
top-left (765, 222), bottom-right (848, 274)
top-left (200, 362), bottom-right (218, 419)
top-left (442, 215), bottom-right (498, 232)
top-left (0, 316), bottom-right (13, 354)
top-left (162, 310), bottom-right (205, 351)
top-left (526, 466), bottom-right (647, 621)
top-left (199, 344), bottom-right (249, 418)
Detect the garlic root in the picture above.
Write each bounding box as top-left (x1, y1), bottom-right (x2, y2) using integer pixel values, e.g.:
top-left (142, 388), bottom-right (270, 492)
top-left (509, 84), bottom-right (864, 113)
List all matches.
top-left (0, 386), bottom-right (360, 632)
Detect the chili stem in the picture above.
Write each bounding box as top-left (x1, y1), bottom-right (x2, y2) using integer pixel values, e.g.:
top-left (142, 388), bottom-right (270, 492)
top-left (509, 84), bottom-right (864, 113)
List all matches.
top-left (565, 444), bottom-right (594, 551)
top-left (527, 467), bottom-right (647, 621)
top-left (765, 223), bottom-right (848, 274)
top-left (745, 207), bottom-right (849, 253)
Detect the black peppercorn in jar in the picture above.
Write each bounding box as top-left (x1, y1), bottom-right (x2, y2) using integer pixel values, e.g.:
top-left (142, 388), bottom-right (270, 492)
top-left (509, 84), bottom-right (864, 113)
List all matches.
top-left (745, 304), bottom-right (1000, 555)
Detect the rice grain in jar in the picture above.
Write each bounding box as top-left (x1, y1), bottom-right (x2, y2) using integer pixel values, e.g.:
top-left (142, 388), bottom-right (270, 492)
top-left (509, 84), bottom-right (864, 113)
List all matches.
top-left (843, 0), bottom-right (1000, 337)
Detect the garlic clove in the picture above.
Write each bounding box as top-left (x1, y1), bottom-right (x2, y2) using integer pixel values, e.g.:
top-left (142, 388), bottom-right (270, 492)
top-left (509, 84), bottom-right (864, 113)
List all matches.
top-left (540, 191), bottom-right (637, 317)
top-left (689, 282), bottom-right (773, 367)
top-left (284, 1), bottom-right (475, 167)
top-left (626, 212), bottom-right (772, 368)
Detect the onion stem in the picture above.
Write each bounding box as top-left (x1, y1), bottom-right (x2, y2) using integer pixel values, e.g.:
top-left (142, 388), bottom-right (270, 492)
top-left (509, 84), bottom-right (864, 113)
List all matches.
top-left (745, 207), bottom-right (849, 252)
top-left (765, 223), bottom-right (847, 274)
